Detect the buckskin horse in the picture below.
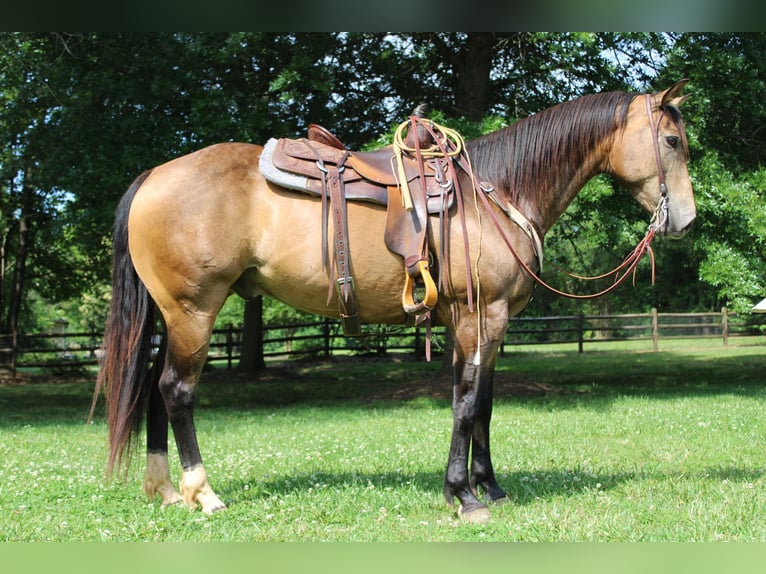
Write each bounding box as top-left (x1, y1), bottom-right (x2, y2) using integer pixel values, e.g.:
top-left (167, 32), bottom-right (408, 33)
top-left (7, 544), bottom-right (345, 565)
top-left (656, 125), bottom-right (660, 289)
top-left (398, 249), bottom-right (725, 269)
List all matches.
top-left (92, 80), bottom-right (695, 524)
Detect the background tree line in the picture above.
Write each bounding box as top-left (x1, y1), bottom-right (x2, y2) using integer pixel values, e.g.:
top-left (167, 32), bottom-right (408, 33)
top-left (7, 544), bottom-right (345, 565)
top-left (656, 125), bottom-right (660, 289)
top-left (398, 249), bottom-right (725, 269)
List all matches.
top-left (1, 32), bottom-right (764, 344)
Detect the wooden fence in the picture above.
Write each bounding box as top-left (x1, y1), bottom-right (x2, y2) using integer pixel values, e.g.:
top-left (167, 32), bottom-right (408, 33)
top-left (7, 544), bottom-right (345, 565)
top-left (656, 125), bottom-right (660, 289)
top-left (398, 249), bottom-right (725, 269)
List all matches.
top-left (2, 308), bottom-right (764, 376)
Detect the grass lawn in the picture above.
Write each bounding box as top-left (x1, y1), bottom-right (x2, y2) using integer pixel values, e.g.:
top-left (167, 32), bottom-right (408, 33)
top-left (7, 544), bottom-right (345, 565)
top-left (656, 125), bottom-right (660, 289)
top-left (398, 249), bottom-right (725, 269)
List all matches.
top-left (1, 338), bottom-right (765, 542)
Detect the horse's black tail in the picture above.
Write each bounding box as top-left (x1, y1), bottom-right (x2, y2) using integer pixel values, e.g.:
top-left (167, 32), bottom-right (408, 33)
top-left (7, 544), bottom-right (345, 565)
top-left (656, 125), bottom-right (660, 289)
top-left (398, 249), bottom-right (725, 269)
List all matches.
top-left (89, 169), bottom-right (163, 476)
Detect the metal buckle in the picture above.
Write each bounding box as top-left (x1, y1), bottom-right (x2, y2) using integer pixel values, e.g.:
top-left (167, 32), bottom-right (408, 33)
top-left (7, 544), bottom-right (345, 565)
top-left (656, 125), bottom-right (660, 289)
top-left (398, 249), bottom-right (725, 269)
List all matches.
top-left (336, 276), bottom-right (354, 291)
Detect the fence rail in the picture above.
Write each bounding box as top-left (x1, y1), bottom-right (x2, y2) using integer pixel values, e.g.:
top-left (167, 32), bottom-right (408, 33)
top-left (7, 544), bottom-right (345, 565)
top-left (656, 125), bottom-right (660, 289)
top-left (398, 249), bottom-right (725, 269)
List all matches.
top-left (2, 308), bottom-right (764, 376)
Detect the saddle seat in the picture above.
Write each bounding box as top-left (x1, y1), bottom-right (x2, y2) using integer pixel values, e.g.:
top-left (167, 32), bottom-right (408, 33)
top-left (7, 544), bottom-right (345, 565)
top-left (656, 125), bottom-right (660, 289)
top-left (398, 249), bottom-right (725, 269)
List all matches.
top-left (307, 122), bottom-right (443, 188)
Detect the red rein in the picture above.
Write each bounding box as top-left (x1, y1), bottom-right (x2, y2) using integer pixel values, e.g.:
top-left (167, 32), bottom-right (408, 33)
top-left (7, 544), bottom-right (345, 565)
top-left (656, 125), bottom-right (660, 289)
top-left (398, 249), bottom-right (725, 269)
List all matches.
top-left (475, 187), bottom-right (662, 300)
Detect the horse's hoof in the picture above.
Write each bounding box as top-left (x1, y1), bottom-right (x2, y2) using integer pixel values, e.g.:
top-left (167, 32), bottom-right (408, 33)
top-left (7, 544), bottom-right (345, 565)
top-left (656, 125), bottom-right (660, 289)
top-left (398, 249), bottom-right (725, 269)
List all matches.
top-left (489, 495), bottom-right (510, 506)
top-left (457, 505), bottom-right (492, 524)
top-left (201, 500), bottom-right (227, 515)
top-left (161, 492), bottom-right (183, 506)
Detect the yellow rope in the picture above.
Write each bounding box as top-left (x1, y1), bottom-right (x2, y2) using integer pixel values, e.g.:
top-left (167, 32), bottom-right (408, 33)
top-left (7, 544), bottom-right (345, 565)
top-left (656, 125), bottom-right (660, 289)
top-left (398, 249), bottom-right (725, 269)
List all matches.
top-left (391, 119), bottom-right (465, 211)
top-left (393, 117), bottom-right (484, 359)
top-left (392, 119), bottom-right (465, 157)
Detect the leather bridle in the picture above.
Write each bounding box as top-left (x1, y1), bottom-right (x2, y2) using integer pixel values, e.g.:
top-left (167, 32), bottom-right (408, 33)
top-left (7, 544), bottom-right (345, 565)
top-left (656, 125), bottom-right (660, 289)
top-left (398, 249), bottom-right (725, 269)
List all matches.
top-left (476, 92), bottom-right (671, 300)
top-left (646, 93), bottom-right (669, 235)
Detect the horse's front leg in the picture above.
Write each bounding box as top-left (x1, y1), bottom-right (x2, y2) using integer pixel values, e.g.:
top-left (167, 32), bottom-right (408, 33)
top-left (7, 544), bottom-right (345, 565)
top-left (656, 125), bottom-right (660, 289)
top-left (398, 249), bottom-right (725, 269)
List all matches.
top-left (444, 355), bottom-right (493, 523)
top-left (443, 303), bottom-right (508, 523)
top-left (469, 363), bottom-right (509, 504)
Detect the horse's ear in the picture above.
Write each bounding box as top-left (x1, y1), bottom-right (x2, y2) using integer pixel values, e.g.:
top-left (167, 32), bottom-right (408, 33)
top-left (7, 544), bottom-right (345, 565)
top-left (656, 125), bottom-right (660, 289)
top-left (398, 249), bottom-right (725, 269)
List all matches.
top-left (659, 79), bottom-right (689, 107)
top-left (672, 94), bottom-right (691, 108)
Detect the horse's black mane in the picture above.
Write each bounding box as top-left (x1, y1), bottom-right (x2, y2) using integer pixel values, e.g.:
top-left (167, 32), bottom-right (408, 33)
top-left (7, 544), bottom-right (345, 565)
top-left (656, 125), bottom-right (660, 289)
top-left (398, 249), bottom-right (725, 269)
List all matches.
top-left (466, 91), bottom-right (638, 208)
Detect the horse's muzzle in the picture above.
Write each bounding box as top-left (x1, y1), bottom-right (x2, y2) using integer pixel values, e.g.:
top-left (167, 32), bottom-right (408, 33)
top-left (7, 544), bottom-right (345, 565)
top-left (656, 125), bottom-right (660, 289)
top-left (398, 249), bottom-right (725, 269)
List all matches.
top-left (667, 217), bottom-right (695, 239)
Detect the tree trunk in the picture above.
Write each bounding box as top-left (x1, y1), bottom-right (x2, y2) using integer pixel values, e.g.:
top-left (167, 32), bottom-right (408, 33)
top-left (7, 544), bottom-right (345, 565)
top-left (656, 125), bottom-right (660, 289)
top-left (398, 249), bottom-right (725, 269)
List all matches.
top-left (6, 180), bottom-right (34, 338)
top-left (237, 296), bottom-right (265, 371)
top-left (0, 227), bottom-right (8, 333)
top-left (452, 33), bottom-right (495, 122)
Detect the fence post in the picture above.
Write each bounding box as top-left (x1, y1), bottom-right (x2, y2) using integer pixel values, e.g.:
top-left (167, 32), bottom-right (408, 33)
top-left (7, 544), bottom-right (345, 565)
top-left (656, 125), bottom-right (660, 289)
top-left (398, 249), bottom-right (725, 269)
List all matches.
top-left (323, 318), bottom-right (331, 358)
top-left (722, 306), bottom-right (729, 347)
top-left (226, 323), bottom-right (233, 370)
top-left (651, 307), bottom-right (659, 351)
top-left (577, 314), bottom-right (584, 354)
top-left (0, 332), bottom-right (16, 379)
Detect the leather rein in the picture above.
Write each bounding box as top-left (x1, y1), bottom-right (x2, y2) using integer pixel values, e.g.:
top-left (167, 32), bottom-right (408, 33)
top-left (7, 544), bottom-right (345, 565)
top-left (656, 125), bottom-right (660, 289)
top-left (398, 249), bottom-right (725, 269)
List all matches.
top-left (475, 93), bottom-right (670, 301)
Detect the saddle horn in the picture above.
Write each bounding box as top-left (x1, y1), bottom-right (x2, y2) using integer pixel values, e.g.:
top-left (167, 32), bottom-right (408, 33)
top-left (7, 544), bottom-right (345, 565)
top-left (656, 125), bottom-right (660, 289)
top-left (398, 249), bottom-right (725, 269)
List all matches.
top-left (405, 103), bottom-right (434, 149)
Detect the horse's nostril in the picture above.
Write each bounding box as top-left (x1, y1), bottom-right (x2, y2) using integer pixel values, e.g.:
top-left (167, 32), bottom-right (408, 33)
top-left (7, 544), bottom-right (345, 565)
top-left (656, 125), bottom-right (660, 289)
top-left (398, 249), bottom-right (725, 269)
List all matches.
top-left (671, 218), bottom-right (695, 238)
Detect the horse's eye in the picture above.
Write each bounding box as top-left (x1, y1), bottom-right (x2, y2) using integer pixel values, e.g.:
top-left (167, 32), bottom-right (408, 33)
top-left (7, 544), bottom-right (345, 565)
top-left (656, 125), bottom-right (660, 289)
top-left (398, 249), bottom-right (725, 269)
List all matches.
top-left (665, 135), bottom-right (679, 149)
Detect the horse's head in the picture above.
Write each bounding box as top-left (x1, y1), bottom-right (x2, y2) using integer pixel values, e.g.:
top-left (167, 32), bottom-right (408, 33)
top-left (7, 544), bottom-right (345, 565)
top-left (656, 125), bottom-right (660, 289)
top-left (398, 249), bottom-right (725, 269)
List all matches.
top-left (610, 79), bottom-right (696, 238)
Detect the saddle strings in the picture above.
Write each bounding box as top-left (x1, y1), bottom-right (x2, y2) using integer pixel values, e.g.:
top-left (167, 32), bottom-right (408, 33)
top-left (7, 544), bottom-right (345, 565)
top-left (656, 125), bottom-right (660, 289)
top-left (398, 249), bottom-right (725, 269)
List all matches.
top-left (394, 117), bottom-right (485, 363)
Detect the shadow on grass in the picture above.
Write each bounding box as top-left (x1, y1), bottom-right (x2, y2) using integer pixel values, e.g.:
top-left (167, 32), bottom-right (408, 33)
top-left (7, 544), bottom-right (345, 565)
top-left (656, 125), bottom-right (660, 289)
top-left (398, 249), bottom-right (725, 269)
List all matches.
top-left (206, 463), bottom-right (765, 512)
top-left (0, 380), bottom-right (96, 427)
top-left (195, 349), bottom-right (766, 413)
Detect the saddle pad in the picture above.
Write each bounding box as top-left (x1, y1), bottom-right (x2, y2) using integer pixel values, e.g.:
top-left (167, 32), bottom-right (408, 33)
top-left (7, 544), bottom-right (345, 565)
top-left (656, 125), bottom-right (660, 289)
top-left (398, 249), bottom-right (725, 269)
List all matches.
top-left (260, 138), bottom-right (389, 205)
top-left (260, 138), bottom-right (313, 193)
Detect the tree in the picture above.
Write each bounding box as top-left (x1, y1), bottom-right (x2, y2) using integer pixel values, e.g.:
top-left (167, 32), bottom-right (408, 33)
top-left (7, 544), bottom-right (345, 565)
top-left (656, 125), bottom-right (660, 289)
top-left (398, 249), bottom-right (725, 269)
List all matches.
top-left (654, 33), bottom-right (766, 312)
top-left (3, 32), bottom-right (763, 352)
top-left (0, 33), bottom-right (83, 336)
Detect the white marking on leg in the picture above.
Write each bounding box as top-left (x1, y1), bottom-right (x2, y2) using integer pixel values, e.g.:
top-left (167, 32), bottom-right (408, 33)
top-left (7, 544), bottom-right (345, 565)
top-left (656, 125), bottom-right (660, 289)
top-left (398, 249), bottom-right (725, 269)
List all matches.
top-left (180, 465), bottom-right (226, 514)
top-left (144, 452), bottom-right (182, 506)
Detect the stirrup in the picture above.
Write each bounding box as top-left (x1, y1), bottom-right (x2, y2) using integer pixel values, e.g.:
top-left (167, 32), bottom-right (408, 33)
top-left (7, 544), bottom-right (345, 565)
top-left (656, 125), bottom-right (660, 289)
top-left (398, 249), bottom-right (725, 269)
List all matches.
top-left (402, 259), bottom-right (438, 315)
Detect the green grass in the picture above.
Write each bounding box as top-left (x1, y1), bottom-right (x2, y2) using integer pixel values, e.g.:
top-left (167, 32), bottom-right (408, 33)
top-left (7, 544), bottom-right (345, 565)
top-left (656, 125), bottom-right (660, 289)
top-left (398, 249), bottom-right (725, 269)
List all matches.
top-left (1, 339), bottom-right (765, 541)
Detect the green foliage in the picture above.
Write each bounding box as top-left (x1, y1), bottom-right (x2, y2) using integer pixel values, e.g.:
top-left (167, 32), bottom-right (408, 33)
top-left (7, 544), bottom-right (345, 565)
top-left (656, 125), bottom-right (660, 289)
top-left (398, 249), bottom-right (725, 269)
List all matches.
top-left (660, 33), bottom-right (766, 174)
top-left (690, 153), bottom-right (766, 312)
top-left (3, 33), bottom-right (766, 334)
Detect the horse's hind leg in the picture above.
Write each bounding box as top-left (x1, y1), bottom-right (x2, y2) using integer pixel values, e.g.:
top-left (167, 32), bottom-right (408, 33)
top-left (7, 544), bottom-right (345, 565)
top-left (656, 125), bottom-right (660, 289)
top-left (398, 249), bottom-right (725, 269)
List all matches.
top-left (151, 311), bottom-right (225, 514)
top-left (142, 337), bottom-right (183, 506)
top-left (143, 380), bottom-right (182, 505)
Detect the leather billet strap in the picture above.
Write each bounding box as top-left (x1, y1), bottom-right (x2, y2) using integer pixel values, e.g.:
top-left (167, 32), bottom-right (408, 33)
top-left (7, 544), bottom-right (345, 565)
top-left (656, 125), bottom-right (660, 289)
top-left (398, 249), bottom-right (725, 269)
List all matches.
top-left (328, 153), bottom-right (361, 334)
top-left (302, 140), bottom-right (361, 335)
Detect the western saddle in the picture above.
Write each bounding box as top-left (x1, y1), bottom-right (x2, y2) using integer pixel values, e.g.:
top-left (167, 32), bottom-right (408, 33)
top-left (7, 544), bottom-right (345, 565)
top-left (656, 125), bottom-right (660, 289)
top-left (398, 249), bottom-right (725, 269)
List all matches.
top-left (259, 115), bottom-right (471, 337)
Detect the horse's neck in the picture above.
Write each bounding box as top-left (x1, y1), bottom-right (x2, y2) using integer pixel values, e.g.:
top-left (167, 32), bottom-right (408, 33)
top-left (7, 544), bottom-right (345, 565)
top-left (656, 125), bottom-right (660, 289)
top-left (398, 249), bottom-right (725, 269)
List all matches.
top-left (468, 115), bottom-right (616, 237)
top-left (533, 147), bottom-right (609, 235)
